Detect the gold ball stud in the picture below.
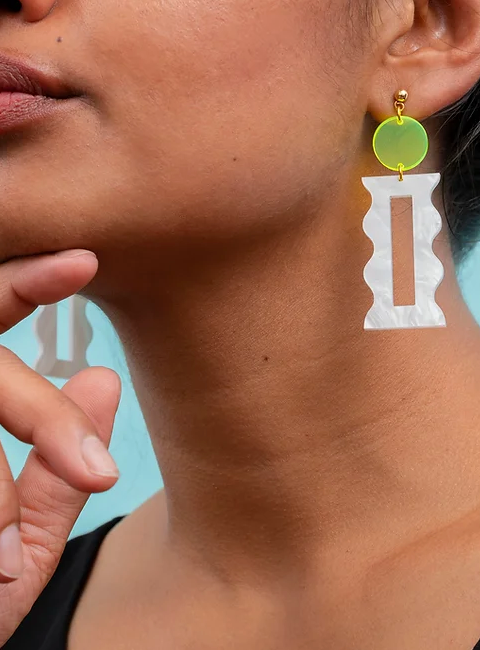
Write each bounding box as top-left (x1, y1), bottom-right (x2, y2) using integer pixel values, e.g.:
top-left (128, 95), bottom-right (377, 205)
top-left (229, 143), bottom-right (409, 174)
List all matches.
top-left (395, 89), bottom-right (408, 103)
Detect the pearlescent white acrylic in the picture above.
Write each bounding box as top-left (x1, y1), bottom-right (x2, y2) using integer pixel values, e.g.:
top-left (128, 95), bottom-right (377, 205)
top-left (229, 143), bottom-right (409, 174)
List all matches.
top-left (362, 173), bottom-right (446, 330)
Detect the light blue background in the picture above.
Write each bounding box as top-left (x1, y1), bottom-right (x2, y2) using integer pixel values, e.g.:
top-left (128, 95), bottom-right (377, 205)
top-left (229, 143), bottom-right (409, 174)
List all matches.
top-left (0, 245), bottom-right (479, 538)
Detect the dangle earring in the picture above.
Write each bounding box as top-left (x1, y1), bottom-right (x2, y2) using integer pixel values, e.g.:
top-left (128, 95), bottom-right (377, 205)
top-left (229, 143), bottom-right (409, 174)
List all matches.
top-left (362, 90), bottom-right (446, 330)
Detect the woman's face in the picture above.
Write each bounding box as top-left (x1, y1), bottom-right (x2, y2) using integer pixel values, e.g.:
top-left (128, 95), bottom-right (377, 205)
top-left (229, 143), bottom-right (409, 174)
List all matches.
top-left (0, 0), bottom-right (372, 290)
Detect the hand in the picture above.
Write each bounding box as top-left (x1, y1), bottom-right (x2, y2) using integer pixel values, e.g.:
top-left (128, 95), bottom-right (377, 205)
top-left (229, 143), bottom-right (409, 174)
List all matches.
top-left (0, 249), bottom-right (121, 646)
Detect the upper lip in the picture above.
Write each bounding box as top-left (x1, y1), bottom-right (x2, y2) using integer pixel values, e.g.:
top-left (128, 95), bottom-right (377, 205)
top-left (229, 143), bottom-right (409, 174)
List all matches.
top-left (0, 52), bottom-right (75, 99)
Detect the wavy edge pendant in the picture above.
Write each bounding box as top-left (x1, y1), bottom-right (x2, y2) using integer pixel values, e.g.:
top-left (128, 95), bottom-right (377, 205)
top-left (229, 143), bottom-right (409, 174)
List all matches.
top-left (362, 173), bottom-right (446, 330)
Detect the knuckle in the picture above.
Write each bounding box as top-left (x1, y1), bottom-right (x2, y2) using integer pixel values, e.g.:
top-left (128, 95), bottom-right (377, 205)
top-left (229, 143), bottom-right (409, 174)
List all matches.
top-left (0, 280), bottom-right (37, 335)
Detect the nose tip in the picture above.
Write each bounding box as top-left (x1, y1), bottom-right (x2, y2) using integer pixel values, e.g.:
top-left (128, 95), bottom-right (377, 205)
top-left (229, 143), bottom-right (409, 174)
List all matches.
top-left (1, 0), bottom-right (57, 21)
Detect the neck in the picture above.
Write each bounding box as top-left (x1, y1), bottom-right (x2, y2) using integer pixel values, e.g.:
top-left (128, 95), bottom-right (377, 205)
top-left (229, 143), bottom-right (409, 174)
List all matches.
top-left (90, 175), bottom-right (480, 583)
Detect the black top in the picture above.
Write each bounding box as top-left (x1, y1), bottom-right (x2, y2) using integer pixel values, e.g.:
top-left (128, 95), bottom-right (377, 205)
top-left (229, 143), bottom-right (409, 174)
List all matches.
top-left (3, 516), bottom-right (125, 650)
top-left (3, 515), bottom-right (480, 650)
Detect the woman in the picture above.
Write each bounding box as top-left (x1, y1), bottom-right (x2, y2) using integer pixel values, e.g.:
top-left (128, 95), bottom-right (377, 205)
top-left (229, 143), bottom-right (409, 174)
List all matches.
top-left (1, 0), bottom-right (480, 647)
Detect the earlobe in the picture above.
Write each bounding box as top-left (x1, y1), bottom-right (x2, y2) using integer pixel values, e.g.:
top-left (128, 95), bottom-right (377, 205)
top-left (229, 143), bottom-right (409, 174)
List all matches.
top-left (367, 0), bottom-right (480, 122)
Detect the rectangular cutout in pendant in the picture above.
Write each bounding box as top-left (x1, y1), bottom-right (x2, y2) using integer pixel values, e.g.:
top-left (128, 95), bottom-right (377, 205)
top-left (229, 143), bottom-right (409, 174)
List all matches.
top-left (390, 196), bottom-right (415, 306)
top-left (56, 298), bottom-right (72, 361)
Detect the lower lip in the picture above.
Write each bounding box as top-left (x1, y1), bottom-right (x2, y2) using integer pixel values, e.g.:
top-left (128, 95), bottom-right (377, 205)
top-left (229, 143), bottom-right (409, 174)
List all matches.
top-left (0, 92), bottom-right (72, 134)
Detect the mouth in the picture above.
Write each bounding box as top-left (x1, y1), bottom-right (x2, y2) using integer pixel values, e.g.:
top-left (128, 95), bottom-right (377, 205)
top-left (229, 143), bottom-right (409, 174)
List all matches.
top-left (0, 51), bottom-right (76, 98)
top-left (0, 51), bottom-right (81, 135)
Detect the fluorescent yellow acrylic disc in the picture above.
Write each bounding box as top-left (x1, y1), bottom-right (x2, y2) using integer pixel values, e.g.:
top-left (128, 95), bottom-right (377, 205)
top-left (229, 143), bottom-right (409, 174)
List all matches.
top-left (373, 116), bottom-right (428, 172)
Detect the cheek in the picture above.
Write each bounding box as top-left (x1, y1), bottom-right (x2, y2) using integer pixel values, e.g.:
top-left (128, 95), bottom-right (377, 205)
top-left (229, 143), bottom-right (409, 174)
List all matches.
top-left (0, 0), bottom-right (358, 262)
top-left (95, 0), bottom-right (355, 199)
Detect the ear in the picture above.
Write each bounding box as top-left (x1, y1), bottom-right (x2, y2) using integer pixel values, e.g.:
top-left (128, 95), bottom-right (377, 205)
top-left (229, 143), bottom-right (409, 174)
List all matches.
top-left (368, 0), bottom-right (480, 121)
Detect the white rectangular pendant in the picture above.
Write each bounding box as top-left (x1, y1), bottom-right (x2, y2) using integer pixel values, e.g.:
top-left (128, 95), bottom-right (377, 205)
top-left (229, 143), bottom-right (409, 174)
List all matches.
top-left (33, 296), bottom-right (92, 378)
top-left (362, 173), bottom-right (446, 330)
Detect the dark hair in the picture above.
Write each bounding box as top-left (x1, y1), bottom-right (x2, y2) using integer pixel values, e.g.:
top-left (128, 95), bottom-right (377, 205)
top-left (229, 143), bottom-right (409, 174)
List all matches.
top-left (437, 79), bottom-right (480, 268)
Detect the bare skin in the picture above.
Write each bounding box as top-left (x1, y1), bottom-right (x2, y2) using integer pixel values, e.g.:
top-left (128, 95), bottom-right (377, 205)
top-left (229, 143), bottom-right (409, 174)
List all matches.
top-left (2, 0), bottom-right (480, 648)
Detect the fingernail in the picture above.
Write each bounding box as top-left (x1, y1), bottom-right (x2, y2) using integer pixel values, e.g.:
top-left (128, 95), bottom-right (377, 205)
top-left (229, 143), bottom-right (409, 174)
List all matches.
top-left (81, 437), bottom-right (119, 478)
top-left (55, 250), bottom-right (97, 259)
top-left (0, 523), bottom-right (24, 579)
